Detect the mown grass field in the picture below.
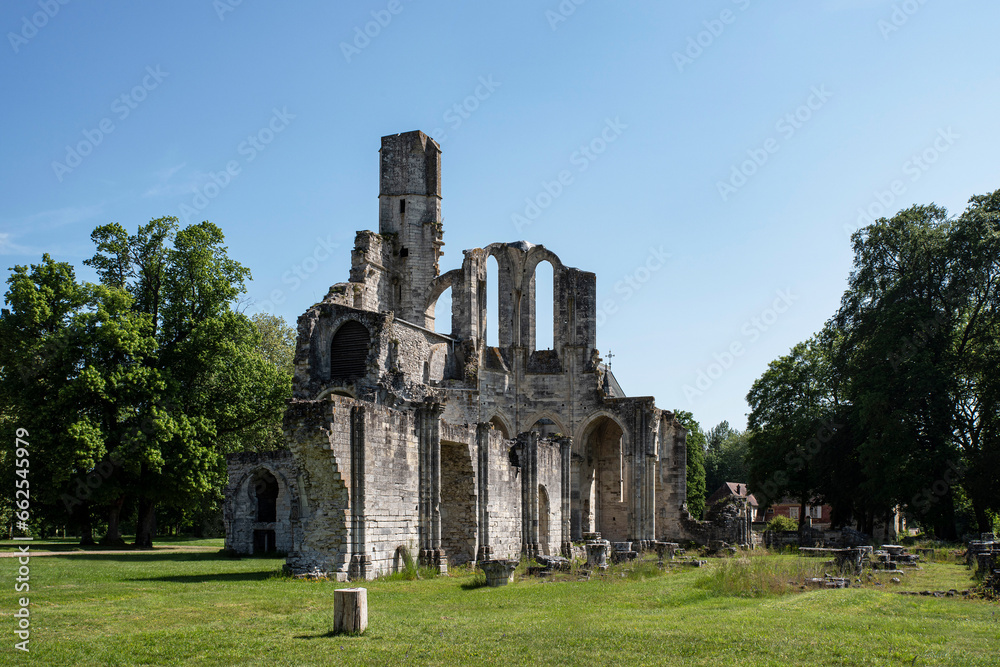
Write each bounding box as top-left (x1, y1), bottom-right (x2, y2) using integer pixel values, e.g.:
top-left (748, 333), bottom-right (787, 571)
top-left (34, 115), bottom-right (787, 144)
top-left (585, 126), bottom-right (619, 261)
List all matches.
top-left (2, 548), bottom-right (997, 666)
top-left (0, 536), bottom-right (225, 552)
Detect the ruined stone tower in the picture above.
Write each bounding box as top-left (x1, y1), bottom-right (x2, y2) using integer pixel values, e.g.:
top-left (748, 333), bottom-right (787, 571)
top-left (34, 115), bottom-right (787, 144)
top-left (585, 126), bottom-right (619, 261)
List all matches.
top-left (377, 131), bottom-right (444, 325)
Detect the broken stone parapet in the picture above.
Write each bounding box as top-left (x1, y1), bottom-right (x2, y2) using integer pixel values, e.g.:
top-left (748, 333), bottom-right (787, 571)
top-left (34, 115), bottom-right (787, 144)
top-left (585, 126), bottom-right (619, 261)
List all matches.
top-left (966, 540), bottom-right (997, 568)
top-left (479, 559), bottom-right (519, 587)
top-left (421, 548), bottom-right (448, 575)
top-left (804, 575), bottom-right (851, 589)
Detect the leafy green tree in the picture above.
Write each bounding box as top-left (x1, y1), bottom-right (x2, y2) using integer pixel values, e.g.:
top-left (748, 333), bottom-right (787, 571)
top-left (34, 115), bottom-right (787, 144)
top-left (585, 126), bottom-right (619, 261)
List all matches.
top-left (252, 313), bottom-right (296, 374)
top-left (250, 313), bottom-right (295, 451)
top-left (674, 410), bottom-right (707, 519)
top-left (834, 204), bottom-right (975, 538)
top-left (703, 421), bottom-right (749, 497)
top-left (0, 256), bottom-right (156, 543)
top-left (0, 218), bottom-right (289, 547)
top-left (946, 191), bottom-right (1000, 532)
top-left (746, 336), bottom-right (838, 528)
top-left (83, 217), bottom-right (288, 546)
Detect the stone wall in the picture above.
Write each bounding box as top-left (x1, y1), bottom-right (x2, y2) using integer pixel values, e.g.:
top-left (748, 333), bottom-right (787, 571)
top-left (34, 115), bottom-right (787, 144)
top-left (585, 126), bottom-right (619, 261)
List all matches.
top-left (283, 397), bottom-right (352, 578)
top-left (537, 438), bottom-right (565, 557)
top-left (440, 428), bottom-right (478, 566)
top-left (224, 451), bottom-right (300, 555)
top-left (483, 426), bottom-right (522, 560)
top-left (357, 403), bottom-right (422, 576)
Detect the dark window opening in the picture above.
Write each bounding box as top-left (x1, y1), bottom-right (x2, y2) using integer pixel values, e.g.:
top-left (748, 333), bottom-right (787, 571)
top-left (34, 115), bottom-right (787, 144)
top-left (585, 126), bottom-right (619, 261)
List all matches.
top-left (399, 199), bottom-right (406, 215)
top-left (254, 470), bottom-right (279, 523)
top-left (330, 321), bottom-right (371, 380)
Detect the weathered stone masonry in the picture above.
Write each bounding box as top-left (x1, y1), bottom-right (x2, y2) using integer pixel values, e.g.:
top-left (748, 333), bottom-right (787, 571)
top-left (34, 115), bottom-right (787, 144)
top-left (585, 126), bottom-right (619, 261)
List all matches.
top-left (228, 131), bottom-right (696, 579)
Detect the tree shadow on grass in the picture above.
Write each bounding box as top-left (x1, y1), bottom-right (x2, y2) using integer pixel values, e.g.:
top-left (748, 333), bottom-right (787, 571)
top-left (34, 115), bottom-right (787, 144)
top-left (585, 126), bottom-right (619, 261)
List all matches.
top-left (130, 570), bottom-right (283, 584)
top-left (54, 552), bottom-right (235, 563)
top-left (294, 631), bottom-right (339, 640)
top-left (294, 631), bottom-right (367, 640)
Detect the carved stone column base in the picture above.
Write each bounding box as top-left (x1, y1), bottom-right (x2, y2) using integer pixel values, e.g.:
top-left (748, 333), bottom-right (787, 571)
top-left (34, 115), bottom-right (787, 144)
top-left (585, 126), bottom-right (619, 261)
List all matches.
top-left (420, 548), bottom-right (448, 574)
top-left (479, 559), bottom-right (519, 587)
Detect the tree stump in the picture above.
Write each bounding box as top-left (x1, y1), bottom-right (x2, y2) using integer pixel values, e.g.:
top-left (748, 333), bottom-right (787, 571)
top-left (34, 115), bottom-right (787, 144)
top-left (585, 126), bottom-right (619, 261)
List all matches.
top-left (334, 588), bottom-right (368, 635)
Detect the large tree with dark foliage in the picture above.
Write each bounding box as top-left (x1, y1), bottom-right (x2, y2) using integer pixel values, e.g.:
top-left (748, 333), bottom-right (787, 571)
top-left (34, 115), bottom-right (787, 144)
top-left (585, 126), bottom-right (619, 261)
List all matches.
top-left (0, 218), bottom-right (290, 546)
top-left (746, 190), bottom-right (1000, 538)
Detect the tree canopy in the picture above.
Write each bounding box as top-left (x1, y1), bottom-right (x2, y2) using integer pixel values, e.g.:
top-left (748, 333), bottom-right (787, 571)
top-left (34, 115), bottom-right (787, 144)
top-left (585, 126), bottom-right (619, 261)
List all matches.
top-left (746, 189), bottom-right (1000, 538)
top-left (0, 217), bottom-right (293, 545)
top-left (673, 410), bottom-right (707, 519)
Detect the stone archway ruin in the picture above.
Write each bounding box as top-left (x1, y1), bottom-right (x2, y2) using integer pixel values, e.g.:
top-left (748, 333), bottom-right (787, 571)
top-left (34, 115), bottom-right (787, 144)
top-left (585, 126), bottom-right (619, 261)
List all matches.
top-left (579, 416), bottom-right (628, 542)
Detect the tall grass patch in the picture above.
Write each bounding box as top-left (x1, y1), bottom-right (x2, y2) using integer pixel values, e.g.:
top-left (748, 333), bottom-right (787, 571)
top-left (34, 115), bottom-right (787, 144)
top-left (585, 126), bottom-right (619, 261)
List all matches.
top-left (696, 553), bottom-right (827, 597)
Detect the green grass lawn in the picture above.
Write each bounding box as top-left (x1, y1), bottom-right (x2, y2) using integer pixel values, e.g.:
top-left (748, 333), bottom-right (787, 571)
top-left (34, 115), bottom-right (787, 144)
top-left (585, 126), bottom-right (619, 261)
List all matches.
top-left (4, 551), bottom-right (998, 666)
top-left (0, 536), bottom-right (224, 552)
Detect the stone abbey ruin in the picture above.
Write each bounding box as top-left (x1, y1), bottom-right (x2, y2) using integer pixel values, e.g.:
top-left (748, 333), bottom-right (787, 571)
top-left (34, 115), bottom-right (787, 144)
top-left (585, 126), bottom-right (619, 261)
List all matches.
top-left (225, 130), bottom-right (706, 579)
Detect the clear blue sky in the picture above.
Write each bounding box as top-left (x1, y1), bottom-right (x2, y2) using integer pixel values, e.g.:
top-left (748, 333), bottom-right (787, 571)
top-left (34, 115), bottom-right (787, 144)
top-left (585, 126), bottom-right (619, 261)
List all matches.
top-left (3, 0), bottom-right (999, 432)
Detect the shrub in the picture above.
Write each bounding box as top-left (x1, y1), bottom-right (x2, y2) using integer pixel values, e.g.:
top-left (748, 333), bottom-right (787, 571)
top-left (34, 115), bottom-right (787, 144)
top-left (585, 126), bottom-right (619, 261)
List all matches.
top-left (766, 515), bottom-right (799, 533)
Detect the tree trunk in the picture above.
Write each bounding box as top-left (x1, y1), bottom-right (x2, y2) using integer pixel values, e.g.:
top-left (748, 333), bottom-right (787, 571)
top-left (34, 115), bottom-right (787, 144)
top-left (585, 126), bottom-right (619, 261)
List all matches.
top-left (135, 499), bottom-right (157, 548)
top-left (932, 491), bottom-right (958, 541)
top-left (972, 499), bottom-right (991, 535)
top-left (100, 496), bottom-right (126, 546)
top-left (78, 501), bottom-right (96, 546)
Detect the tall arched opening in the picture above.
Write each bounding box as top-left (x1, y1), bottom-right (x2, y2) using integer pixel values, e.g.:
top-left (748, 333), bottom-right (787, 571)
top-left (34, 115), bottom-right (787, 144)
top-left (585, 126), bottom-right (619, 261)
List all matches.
top-left (533, 259), bottom-right (555, 351)
top-left (428, 286), bottom-right (453, 336)
top-left (578, 416), bottom-right (628, 542)
top-left (486, 255), bottom-right (500, 347)
top-left (251, 468), bottom-right (279, 554)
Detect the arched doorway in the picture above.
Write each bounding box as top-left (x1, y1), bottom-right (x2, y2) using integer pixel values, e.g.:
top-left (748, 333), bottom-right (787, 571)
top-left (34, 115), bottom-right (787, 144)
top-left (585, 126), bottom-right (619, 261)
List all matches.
top-left (250, 468), bottom-right (279, 554)
top-left (579, 416), bottom-right (627, 542)
top-left (253, 469), bottom-right (279, 522)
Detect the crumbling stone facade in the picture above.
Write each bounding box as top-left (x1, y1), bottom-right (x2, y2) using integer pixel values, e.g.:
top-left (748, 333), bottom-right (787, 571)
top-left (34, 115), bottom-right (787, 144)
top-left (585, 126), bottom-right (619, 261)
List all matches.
top-left (271, 131), bottom-right (693, 579)
top-left (224, 451), bottom-right (301, 555)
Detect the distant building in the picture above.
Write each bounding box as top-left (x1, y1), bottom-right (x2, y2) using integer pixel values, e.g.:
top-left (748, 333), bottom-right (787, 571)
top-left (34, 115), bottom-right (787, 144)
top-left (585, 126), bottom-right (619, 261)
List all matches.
top-left (763, 499), bottom-right (832, 529)
top-left (705, 481), bottom-right (759, 519)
